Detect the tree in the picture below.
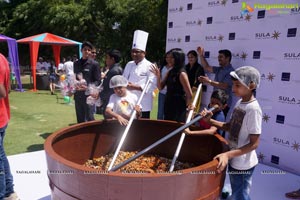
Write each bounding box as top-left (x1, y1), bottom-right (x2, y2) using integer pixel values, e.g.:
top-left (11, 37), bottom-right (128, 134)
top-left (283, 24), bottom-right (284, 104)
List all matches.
top-left (2, 0), bottom-right (168, 66)
top-left (97, 0), bottom-right (168, 65)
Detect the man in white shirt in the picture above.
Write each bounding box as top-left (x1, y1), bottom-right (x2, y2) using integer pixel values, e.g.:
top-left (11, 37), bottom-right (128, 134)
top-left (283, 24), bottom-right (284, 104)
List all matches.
top-left (44, 58), bottom-right (51, 71)
top-left (63, 56), bottom-right (74, 76)
top-left (123, 30), bottom-right (156, 118)
top-left (57, 57), bottom-right (66, 72)
top-left (36, 57), bottom-right (45, 72)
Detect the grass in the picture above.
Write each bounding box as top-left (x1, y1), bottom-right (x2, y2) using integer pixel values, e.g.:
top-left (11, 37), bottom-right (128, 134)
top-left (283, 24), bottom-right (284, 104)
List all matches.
top-left (5, 75), bottom-right (158, 155)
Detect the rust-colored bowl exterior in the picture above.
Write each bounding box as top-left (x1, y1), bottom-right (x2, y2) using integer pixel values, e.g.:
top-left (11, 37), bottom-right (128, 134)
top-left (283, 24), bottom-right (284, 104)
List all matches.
top-left (44, 119), bottom-right (228, 200)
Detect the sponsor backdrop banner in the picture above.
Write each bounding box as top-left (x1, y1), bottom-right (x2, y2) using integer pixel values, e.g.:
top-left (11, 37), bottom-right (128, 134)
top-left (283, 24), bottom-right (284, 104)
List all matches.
top-left (166, 0), bottom-right (300, 175)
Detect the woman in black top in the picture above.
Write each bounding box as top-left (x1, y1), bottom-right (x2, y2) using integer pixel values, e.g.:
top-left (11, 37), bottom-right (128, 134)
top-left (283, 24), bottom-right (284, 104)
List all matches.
top-left (185, 50), bottom-right (206, 112)
top-left (185, 50), bottom-right (205, 90)
top-left (151, 48), bottom-right (192, 122)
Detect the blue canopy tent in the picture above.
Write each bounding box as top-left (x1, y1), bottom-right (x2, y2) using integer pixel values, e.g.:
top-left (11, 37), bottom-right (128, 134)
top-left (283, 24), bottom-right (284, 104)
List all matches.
top-left (0, 34), bottom-right (23, 91)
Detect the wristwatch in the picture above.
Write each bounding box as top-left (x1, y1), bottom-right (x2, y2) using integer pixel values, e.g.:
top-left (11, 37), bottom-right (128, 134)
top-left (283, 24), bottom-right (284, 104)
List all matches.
top-left (209, 79), bottom-right (212, 84)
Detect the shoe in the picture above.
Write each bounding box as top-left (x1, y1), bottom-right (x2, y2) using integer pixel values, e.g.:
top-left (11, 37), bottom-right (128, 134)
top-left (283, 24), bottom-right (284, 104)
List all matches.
top-left (286, 189), bottom-right (300, 199)
top-left (4, 192), bottom-right (20, 200)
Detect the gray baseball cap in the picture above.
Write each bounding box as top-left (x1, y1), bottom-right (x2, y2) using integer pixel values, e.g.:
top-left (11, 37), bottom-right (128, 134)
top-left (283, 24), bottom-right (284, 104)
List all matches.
top-left (230, 66), bottom-right (261, 88)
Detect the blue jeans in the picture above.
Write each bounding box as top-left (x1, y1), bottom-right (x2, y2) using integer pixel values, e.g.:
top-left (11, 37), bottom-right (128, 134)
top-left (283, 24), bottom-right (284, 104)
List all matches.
top-left (228, 164), bottom-right (255, 200)
top-left (0, 124), bottom-right (14, 199)
top-left (157, 93), bottom-right (166, 120)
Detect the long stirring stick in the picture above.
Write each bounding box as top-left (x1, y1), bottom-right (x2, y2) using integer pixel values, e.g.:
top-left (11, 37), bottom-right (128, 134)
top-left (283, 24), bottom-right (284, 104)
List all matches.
top-left (110, 104), bottom-right (218, 172)
top-left (169, 84), bottom-right (202, 172)
top-left (108, 78), bottom-right (151, 171)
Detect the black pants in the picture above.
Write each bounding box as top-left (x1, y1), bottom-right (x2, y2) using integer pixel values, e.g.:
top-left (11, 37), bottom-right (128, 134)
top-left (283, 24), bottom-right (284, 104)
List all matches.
top-left (74, 91), bottom-right (95, 123)
top-left (102, 103), bottom-right (110, 119)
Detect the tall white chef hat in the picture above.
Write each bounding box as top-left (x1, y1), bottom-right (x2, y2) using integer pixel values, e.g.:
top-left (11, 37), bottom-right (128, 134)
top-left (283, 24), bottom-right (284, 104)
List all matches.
top-left (132, 30), bottom-right (149, 52)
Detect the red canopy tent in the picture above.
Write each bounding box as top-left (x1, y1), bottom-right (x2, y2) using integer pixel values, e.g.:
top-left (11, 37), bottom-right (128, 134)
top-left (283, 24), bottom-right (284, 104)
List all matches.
top-left (17, 33), bottom-right (82, 91)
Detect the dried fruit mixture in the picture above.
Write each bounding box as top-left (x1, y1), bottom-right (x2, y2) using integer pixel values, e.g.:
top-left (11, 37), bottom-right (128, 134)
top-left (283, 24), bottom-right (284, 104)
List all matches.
top-left (84, 151), bottom-right (195, 173)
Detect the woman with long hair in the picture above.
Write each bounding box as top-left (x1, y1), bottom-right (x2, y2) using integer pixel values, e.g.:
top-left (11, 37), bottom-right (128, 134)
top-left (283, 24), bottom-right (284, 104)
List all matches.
top-left (156, 50), bottom-right (173, 120)
top-left (151, 48), bottom-right (192, 122)
top-left (185, 50), bottom-right (205, 89)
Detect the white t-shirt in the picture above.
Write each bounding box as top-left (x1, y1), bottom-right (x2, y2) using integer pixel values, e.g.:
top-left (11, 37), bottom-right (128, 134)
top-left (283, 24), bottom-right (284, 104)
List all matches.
top-left (58, 63), bottom-right (64, 71)
top-left (36, 61), bottom-right (45, 70)
top-left (63, 60), bottom-right (74, 75)
top-left (228, 99), bottom-right (262, 170)
top-left (44, 62), bottom-right (50, 70)
top-left (106, 91), bottom-right (138, 118)
top-left (123, 58), bottom-right (157, 111)
top-left (159, 65), bottom-right (172, 95)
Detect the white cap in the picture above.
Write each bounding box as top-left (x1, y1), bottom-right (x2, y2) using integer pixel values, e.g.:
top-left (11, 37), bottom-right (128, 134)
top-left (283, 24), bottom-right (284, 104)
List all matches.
top-left (230, 66), bottom-right (261, 88)
top-left (109, 75), bottom-right (128, 88)
top-left (132, 30), bottom-right (149, 52)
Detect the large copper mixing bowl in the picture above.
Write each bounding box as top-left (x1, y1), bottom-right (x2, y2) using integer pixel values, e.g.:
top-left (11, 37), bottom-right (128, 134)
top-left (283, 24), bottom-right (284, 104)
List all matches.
top-left (44, 119), bottom-right (228, 200)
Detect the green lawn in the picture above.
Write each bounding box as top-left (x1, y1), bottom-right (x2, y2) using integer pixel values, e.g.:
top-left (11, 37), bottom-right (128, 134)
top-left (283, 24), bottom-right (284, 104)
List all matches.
top-left (5, 77), bottom-right (158, 155)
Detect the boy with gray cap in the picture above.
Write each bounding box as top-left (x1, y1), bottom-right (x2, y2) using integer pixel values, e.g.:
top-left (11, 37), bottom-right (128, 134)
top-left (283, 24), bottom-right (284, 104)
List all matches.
top-left (105, 75), bottom-right (141, 125)
top-left (201, 66), bottom-right (262, 200)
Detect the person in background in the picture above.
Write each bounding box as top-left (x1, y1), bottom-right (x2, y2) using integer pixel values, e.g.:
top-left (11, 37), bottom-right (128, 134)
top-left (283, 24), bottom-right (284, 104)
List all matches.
top-left (88, 47), bottom-right (100, 114)
top-left (184, 89), bottom-right (228, 136)
top-left (0, 53), bottom-right (19, 200)
top-left (62, 56), bottom-right (75, 98)
top-left (57, 57), bottom-right (66, 73)
top-left (72, 54), bottom-right (78, 62)
top-left (44, 58), bottom-right (51, 71)
top-left (201, 66), bottom-right (262, 200)
top-left (123, 30), bottom-right (157, 119)
top-left (36, 56), bottom-right (45, 72)
top-left (197, 46), bottom-right (234, 118)
top-left (186, 50), bottom-right (206, 113)
top-left (157, 50), bottom-right (173, 120)
top-left (105, 75), bottom-right (141, 125)
top-left (100, 49), bottom-right (123, 118)
top-left (9, 67), bottom-right (16, 91)
top-left (64, 56), bottom-right (74, 78)
top-left (73, 41), bottom-right (101, 123)
top-left (48, 60), bottom-right (59, 95)
top-left (101, 65), bottom-right (109, 80)
top-left (90, 47), bottom-right (97, 60)
top-left (185, 50), bottom-right (205, 90)
top-left (151, 48), bottom-right (193, 122)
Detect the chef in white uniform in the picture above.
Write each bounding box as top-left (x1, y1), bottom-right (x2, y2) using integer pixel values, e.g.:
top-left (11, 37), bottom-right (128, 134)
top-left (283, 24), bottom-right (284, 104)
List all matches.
top-left (123, 30), bottom-right (157, 118)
